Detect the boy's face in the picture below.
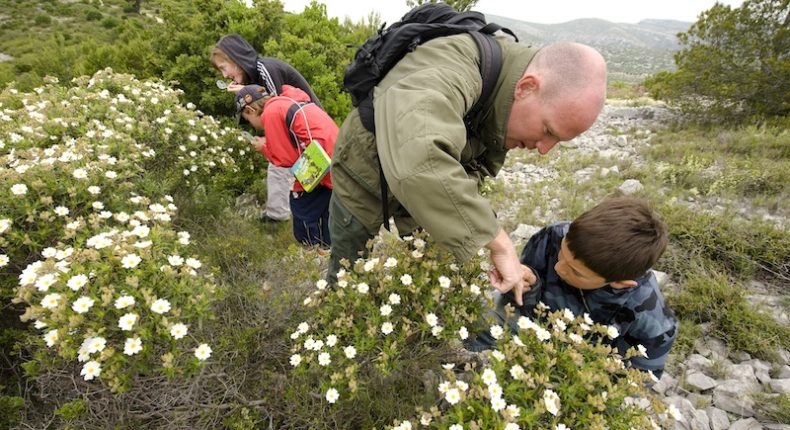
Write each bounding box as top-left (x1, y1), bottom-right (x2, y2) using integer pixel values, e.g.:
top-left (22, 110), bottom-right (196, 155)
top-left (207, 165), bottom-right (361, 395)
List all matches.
top-left (216, 59), bottom-right (246, 85)
top-left (241, 107), bottom-right (263, 130)
top-left (554, 238), bottom-right (608, 290)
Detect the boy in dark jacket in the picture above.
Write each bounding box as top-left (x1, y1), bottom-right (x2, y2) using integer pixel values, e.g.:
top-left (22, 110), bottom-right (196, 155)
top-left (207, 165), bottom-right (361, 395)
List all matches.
top-left (210, 34), bottom-right (322, 224)
top-left (472, 197), bottom-right (677, 378)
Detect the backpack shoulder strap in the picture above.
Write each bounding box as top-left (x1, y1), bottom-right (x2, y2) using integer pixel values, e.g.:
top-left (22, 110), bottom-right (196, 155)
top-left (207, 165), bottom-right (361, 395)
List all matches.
top-left (465, 32), bottom-right (504, 137)
top-left (285, 101), bottom-right (313, 149)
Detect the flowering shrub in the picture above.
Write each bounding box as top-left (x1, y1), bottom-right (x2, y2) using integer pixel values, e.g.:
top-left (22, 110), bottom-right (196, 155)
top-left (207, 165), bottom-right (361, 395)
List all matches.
top-left (392, 305), bottom-right (672, 430)
top-left (0, 70), bottom-right (258, 391)
top-left (287, 232), bottom-right (493, 406)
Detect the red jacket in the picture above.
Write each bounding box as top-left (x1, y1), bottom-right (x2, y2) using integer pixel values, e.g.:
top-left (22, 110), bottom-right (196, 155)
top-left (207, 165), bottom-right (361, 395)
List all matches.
top-left (259, 85), bottom-right (337, 192)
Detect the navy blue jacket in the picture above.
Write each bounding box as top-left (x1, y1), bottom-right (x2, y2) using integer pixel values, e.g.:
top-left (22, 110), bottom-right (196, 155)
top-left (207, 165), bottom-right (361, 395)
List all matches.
top-left (511, 222), bottom-right (677, 378)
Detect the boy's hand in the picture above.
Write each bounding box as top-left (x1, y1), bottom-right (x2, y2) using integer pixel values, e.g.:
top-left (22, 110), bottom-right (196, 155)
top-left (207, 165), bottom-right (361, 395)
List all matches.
top-left (227, 83), bottom-right (244, 93)
top-left (251, 136), bottom-right (266, 151)
top-left (521, 264), bottom-right (536, 287)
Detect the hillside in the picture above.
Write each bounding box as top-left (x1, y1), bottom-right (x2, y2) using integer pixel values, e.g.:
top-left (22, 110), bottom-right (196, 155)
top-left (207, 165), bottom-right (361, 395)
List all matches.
top-left (485, 15), bottom-right (690, 82)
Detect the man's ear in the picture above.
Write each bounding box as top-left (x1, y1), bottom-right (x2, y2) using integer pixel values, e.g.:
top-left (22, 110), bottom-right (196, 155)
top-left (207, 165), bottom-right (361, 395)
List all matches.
top-left (514, 74), bottom-right (539, 99)
top-left (610, 280), bottom-right (638, 289)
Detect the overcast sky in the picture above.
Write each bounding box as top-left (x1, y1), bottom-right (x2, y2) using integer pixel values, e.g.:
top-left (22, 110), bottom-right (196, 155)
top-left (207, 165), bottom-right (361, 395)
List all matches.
top-left (280, 0), bottom-right (746, 25)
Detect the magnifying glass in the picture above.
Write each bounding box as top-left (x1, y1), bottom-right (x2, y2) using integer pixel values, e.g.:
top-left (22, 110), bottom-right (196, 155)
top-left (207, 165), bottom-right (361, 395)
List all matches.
top-left (216, 80), bottom-right (229, 90)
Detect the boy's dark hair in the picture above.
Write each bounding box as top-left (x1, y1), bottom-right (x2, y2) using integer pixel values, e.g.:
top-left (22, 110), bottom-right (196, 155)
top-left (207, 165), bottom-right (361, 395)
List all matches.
top-left (566, 197), bottom-right (667, 282)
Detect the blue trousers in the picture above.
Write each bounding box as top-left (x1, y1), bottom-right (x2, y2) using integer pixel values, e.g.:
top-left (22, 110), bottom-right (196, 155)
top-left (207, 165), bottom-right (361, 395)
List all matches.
top-left (290, 186), bottom-right (331, 248)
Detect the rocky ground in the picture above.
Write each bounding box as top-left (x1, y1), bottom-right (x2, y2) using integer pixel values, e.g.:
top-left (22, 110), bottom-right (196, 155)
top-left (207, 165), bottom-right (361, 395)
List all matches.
top-left (503, 100), bottom-right (790, 430)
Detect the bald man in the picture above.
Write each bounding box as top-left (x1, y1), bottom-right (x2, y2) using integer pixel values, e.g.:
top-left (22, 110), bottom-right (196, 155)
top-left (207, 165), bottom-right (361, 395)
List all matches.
top-left (328, 36), bottom-right (606, 302)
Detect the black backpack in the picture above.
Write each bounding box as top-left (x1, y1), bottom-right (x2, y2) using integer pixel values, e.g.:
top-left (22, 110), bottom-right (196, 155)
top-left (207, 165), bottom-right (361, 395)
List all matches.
top-left (343, 2), bottom-right (518, 136)
top-left (343, 2), bottom-right (518, 229)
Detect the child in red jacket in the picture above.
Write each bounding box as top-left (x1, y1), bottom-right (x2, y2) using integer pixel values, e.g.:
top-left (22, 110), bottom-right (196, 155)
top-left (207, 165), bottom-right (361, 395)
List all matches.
top-left (236, 84), bottom-right (337, 248)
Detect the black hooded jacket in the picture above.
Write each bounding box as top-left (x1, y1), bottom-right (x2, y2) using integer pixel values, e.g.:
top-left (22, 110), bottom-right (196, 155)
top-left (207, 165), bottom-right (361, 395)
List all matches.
top-left (216, 34), bottom-right (322, 108)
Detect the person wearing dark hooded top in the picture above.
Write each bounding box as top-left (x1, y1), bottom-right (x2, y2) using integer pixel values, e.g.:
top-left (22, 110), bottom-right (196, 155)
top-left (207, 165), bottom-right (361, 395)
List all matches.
top-left (210, 34), bottom-right (323, 224)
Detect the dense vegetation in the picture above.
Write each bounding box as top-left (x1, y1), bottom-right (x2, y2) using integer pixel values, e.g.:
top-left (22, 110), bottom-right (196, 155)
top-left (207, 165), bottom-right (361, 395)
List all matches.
top-left (1, 0), bottom-right (788, 428)
top-left (645, 0), bottom-right (790, 124)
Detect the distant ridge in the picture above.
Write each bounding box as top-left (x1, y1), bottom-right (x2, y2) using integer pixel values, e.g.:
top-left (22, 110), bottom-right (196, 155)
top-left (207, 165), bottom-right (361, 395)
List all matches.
top-left (484, 14), bottom-right (692, 82)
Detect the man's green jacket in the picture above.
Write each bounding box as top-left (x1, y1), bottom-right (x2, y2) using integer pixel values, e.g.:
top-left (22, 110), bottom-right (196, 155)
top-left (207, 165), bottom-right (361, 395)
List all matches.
top-left (332, 34), bottom-right (538, 262)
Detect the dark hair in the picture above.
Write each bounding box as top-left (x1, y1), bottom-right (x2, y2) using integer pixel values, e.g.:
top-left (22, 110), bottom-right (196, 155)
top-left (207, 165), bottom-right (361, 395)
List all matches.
top-left (566, 197), bottom-right (667, 282)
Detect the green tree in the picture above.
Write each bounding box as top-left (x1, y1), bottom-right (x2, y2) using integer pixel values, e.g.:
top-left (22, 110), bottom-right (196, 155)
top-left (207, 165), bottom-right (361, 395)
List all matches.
top-left (645, 0), bottom-right (790, 124)
top-left (405, 0), bottom-right (480, 12)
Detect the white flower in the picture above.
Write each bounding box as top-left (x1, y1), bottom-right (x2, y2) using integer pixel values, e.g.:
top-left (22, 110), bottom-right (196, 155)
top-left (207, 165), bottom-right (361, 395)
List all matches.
top-left (326, 334), bottom-right (338, 347)
top-left (413, 238), bottom-right (425, 248)
top-left (363, 257), bottom-right (378, 272)
top-left (490, 325), bottom-right (504, 340)
top-left (534, 327), bottom-right (551, 341)
top-left (380, 304), bottom-right (392, 316)
top-left (344, 345), bottom-right (357, 359)
top-left (555, 425), bottom-right (570, 430)
top-left (667, 404), bottom-right (683, 421)
top-left (11, 183), bottom-right (28, 195)
top-left (0, 219), bottom-right (11, 234)
top-left (114, 295), bottom-right (135, 309)
top-left (384, 257), bottom-right (397, 268)
top-left (85, 337), bottom-right (106, 353)
top-left (488, 383), bottom-right (503, 399)
top-left (449, 425), bottom-right (463, 430)
top-left (150, 298), bottom-right (171, 314)
top-left (438, 276), bottom-right (451, 288)
top-left (121, 253), bottom-right (142, 269)
top-left (42, 247), bottom-right (57, 258)
top-left (543, 389), bottom-right (561, 416)
top-left (34, 320), bottom-right (47, 329)
top-left (54, 206), bottom-right (70, 216)
top-left (118, 313), bottom-right (138, 331)
top-left (469, 284), bottom-right (481, 295)
top-left (456, 380), bottom-right (469, 392)
top-left (580, 323), bottom-right (591, 332)
top-left (553, 318), bottom-right (567, 332)
top-left (420, 414), bottom-right (432, 426)
top-left (458, 326), bottom-right (469, 340)
top-left (168, 255), bottom-right (184, 266)
top-left (607, 325), bottom-right (620, 339)
top-left (481, 368), bottom-right (497, 386)
top-left (325, 388), bottom-right (339, 404)
top-left (504, 423), bottom-right (520, 430)
top-left (297, 322), bottom-right (309, 334)
top-left (491, 396), bottom-right (506, 412)
top-left (170, 323), bottom-right (188, 339)
top-left (491, 350), bottom-right (506, 362)
top-left (356, 283), bottom-right (369, 294)
top-left (124, 337), bottom-right (143, 355)
top-left (389, 293), bottom-right (401, 305)
top-left (381, 322), bottom-right (394, 335)
top-left (289, 354), bottom-right (302, 367)
top-left (400, 274), bottom-right (412, 285)
top-left (444, 388), bottom-right (461, 405)
top-left (44, 329), bottom-right (58, 347)
top-left (584, 313), bottom-right (594, 325)
top-left (105, 170), bottom-right (117, 179)
top-left (568, 333), bottom-right (583, 344)
top-left (563, 308), bottom-right (575, 321)
top-left (177, 231), bottom-right (190, 244)
top-left (510, 364), bottom-right (525, 379)
top-left (72, 168), bottom-right (88, 179)
top-left (425, 313), bottom-right (438, 327)
top-left (431, 326), bottom-right (444, 337)
top-left (517, 316), bottom-right (537, 331)
top-left (80, 360), bottom-right (102, 381)
top-left (91, 201), bottom-right (104, 210)
top-left (318, 352), bottom-right (331, 366)
top-left (67, 274), bottom-right (89, 291)
top-left (87, 186), bottom-right (101, 195)
top-left (72, 296), bottom-right (95, 314)
top-left (411, 250), bottom-right (423, 258)
top-left (35, 273), bottom-right (58, 292)
top-left (194, 343), bottom-right (212, 360)
top-left (315, 279), bottom-right (328, 290)
top-left (506, 404), bottom-right (521, 418)
top-left (637, 344), bottom-right (648, 358)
